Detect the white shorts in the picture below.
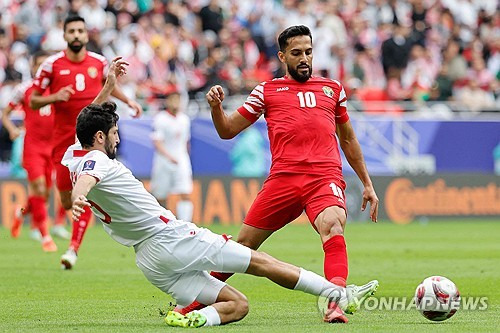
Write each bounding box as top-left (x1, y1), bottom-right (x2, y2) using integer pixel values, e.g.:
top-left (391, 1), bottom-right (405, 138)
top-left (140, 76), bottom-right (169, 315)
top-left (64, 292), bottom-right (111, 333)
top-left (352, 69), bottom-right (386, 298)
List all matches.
top-left (134, 220), bottom-right (251, 307)
top-left (150, 160), bottom-right (193, 198)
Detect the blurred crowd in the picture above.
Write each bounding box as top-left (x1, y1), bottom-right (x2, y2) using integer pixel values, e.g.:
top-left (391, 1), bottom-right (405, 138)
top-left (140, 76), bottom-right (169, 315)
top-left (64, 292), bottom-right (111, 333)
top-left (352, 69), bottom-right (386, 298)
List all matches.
top-left (0, 0), bottom-right (498, 113)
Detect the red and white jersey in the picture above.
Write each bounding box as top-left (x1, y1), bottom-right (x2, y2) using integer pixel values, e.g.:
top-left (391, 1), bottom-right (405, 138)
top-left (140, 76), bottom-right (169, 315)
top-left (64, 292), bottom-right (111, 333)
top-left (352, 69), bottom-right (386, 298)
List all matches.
top-left (32, 51), bottom-right (107, 151)
top-left (9, 81), bottom-right (54, 151)
top-left (237, 76), bottom-right (349, 175)
top-left (62, 143), bottom-right (176, 247)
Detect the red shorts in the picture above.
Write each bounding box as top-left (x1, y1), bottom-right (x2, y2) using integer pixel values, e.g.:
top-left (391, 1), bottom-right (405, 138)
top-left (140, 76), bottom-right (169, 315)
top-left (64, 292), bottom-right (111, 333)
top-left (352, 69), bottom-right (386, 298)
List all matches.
top-left (22, 146), bottom-right (53, 187)
top-left (244, 173), bottom-right (347, 231)
top-left (52, 144), bottom-right (73, 192)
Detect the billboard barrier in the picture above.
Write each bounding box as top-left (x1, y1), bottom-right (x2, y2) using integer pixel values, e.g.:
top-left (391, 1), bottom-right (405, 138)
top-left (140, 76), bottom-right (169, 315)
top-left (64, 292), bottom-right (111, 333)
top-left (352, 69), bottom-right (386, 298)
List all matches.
top-left (0, 175), bottom-right (498, 228)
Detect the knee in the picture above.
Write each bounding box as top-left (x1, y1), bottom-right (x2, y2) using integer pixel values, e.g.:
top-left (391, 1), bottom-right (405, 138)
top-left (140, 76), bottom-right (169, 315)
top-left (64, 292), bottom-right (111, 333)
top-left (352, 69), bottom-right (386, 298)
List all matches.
top-left (31, 181), bottom-right (47, 197)
top-left (316, 209), bottom-right (346, 238)
top-left (323, 220), bottom-right (344, 236)
top-left (237, 238), bottom-right (260, 250)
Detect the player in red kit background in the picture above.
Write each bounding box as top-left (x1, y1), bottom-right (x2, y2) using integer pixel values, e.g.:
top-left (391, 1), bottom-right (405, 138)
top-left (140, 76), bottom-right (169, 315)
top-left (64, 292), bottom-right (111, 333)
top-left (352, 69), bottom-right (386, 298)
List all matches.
top-left (182, 25), bottom-right (379, 323)
top-left (1, 51), bottom-right (63, 252)
top-left (30, 16), bottom-right (143, 269)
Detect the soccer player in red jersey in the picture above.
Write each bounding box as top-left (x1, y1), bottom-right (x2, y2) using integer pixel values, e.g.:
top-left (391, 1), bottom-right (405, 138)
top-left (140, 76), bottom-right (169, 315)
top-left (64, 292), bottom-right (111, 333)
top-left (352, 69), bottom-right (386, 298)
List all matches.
top-left (29, 16), bottom-right (143, 269)
top-left (183, 25), bottom-right (380, 323)
top-left (1, 51), bottom-right (60, 252)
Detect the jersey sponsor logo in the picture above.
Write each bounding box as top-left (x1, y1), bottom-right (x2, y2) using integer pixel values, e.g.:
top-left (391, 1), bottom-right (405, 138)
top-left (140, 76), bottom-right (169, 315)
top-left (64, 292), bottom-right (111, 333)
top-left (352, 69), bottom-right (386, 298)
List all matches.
top-left (59, 69), bottom-right (70, 75)
top-left (276, 86), bottom-right (289, 92)
top-left (322, 86), bottom-right (334, 98)
top-left (82, 160), bottom-right (96, 171)
top-left (88, 66), bottom-right (98, 78)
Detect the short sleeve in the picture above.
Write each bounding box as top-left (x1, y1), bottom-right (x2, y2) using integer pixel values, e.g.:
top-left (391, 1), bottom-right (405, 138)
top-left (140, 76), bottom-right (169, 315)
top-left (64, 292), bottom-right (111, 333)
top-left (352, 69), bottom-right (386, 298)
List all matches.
top-left (237, 82), bottom-right (266, 123)
top-left (101, 57), bottom-right (109, 77)
top-left (335, 84), bottom-right (349, 124)
top-left (32, 58), bottom-right (53, 93)
top-left (150, 114), bottom-right (165, 141)
top-left (78, 151), bottom-right (110, 182)
top-left (8, 83), bottom-right (26, 108)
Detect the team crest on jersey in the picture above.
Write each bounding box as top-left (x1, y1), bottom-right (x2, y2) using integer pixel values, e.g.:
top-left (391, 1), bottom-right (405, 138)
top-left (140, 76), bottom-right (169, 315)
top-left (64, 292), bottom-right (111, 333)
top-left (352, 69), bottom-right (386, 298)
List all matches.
top-left (88, 67), bottom-right (98, 78)
top-left (82, 160), bottom-right (96, 171)
top-left (322, 86), bottom-right (334, 98)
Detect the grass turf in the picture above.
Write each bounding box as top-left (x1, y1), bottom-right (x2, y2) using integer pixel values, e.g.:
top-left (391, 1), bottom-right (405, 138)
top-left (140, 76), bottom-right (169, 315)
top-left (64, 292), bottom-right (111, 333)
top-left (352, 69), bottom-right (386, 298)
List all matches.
top-left (0, 220), bottom-right (498, 332)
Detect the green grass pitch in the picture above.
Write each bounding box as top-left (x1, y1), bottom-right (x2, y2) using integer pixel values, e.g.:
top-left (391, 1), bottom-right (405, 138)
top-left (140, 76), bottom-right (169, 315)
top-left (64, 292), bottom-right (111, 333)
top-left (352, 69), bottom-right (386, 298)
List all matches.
top-left (1, 220), bottom-right (498, 332)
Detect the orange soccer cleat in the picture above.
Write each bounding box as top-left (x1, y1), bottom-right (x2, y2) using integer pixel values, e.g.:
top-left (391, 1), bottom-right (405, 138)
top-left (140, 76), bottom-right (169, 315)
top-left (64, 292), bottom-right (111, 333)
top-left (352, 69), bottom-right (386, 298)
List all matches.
top-left (10, 205), bottom-right (25, 238)
top-left (42, 238), bottom-right (58, 252)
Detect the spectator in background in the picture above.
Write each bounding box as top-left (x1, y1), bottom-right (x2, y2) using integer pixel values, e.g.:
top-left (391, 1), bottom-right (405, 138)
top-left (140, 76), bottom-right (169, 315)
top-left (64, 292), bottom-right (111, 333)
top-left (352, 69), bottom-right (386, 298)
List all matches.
top-left (42, 15), bottom-right (66, 52)
top-left (458, 79), bottom-right (495, 112)
top-left (429, 64), bottom-right (454, 101)
top-left (80, 0), bottom-right (107, 32)
top-left (442, 39), bottom-right (468, 81)
top-left (14, 0), bottom-right (48, 52)
top-left (0, 0), bottom-right (496, 113)
top-left (382, 23), bottom-right (413, 78)
top-left (199, 0), bottom-right (223, 34)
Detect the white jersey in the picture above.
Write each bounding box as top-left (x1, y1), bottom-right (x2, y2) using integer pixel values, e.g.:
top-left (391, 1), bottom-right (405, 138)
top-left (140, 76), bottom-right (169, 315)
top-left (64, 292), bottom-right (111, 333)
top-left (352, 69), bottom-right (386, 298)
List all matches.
top-left (151, 111), bottom-right (191, 168)
top-left (62, 143), bottom-right (176, 247)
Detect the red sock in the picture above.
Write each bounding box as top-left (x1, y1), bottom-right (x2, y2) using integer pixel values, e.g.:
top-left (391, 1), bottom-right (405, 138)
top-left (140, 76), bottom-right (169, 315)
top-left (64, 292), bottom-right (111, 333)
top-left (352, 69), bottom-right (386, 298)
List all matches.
top-left (69, 206), bottom-right (92, 252)
top-left (28, 196), bottom-right (49, 237)
top-left (210, 271), bottom-right (234, 282)
top-left (323, 235), bottom-right (348, 285)
top-left (55, 205), bottom-right (67, 226)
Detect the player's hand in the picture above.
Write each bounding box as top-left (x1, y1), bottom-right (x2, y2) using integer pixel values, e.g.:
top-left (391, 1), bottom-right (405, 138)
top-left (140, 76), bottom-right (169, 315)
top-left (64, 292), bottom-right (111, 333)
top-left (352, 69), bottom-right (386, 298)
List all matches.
top-left (55, 85), bottom-right (75, 102)
top-left (127, 99), bottom-right (143, 118)
top-left (72, 195), bottom-right (91, 221)
top-left (206, 85), bottom-right (225, 107)
top-left (361, 185), bottom-right (379, 223)
top-left (106, 56), bottom-right (129, 87)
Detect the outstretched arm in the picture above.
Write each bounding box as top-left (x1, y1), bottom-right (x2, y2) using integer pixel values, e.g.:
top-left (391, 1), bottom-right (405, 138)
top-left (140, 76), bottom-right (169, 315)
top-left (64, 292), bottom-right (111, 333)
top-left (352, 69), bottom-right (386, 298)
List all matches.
top-left (206, 85), bottom-right (252, 139)
top-left (71, 174), bottom-right (97, 221)
top-left (336, 120), bottom-right (379, 222)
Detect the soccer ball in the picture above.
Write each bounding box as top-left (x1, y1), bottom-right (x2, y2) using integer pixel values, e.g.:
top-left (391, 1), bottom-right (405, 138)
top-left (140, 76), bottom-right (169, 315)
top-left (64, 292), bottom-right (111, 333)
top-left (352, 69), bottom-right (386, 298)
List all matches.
top-left (415, 276), bottom-right (460, 321)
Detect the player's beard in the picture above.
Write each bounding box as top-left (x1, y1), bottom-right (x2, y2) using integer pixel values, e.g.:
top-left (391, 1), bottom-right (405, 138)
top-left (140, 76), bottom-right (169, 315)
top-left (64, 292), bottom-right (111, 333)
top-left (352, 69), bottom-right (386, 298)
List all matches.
top-left (288, 63), bottom-right (312, 83)
top-left (68, 40), bottom-right (84, 53)
top-left (104, 138), bottom-right (117, 159)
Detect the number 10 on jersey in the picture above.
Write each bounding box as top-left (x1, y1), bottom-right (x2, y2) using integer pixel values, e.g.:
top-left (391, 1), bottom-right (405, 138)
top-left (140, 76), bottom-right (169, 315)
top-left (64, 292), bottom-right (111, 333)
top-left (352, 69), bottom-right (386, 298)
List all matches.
top-left (297, 92), bottom-right (316, 108)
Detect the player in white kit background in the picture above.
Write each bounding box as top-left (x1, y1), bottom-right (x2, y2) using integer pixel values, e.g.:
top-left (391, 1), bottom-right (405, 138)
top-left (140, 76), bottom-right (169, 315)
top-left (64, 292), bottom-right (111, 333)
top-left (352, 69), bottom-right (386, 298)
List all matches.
top-left (65, 58), bottom-right (378, 328)
top-left (150, 90), bottom-right (193, 221)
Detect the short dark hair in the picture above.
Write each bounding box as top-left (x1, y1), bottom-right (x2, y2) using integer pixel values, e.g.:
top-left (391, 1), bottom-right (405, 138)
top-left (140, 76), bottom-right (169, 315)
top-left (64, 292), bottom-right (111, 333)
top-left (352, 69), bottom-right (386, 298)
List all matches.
top-left (77, 102), bottom-right (119, 148)
top-left (32, 50), bottom-right (49, 63)
top-left (278, 25), bottom-right (312, 52)
top-left (64, 15), bottom-right (86, 32)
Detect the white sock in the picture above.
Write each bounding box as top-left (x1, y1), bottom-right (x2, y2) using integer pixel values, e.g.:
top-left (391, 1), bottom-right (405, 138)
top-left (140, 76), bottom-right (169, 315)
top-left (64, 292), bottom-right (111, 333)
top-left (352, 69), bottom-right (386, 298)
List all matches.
top-left (294, 268), bottom-right (339, 296)
top-left (41, 235), bottom-right (52, 243)
top-left (196, 306), bottom-right (221, 326)
top-left (176, 200), bottom-right (193, 221)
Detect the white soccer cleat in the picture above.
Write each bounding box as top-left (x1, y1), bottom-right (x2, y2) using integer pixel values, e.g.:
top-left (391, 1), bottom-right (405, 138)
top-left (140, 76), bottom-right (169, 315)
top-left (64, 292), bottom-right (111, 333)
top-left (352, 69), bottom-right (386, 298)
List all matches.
top-left (323, 279), bottom-right (379, 318)
top-left (61, 249), bottom-right (77, 270)
top-left (51, 225), bottom-right (71, 240)
top-left (343, 280), bottom-right (379, 314)
top-left (29, 229), bottom-right (42, 242)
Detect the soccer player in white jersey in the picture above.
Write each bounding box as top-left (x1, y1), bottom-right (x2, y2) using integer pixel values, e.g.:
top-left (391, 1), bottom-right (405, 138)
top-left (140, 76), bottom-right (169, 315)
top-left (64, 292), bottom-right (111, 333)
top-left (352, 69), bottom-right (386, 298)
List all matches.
top-left (150, 90), bottom-right (193, 221)
top-left (64, 59), bottom-right (379, 328)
